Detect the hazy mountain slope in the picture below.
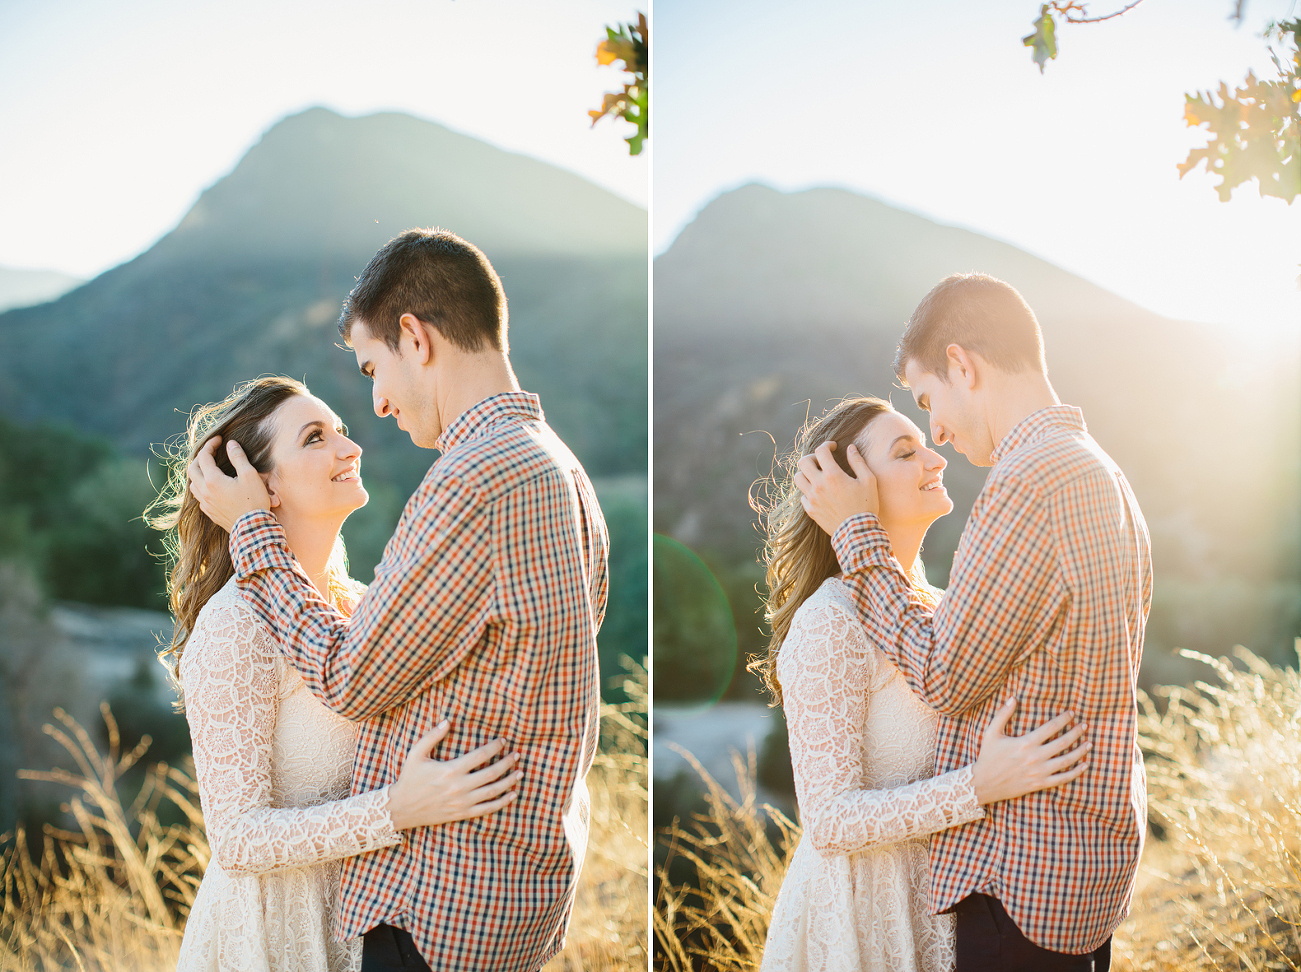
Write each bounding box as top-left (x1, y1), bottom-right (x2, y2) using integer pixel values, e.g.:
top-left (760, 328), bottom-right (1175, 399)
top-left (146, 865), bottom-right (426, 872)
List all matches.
top-left (654, 184), bottom-right (1299, 675)
top-left (0, 266), bottom-right (82, 313)
top-left (154, 107), bottom-right (646, 265)
top-left (0, 107), bottom-right (648, 498)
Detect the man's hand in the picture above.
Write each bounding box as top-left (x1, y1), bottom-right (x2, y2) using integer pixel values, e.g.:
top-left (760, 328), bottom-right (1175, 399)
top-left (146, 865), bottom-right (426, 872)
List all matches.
top-left (793, 440), bottom-right (879, 536)
top-left (187, 436), bottom-right (272, 532)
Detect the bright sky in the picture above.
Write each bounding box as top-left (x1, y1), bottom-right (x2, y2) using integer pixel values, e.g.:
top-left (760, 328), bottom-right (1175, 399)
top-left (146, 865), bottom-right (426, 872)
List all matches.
top-left (656, 0), bottom-right (1301, 338)
top-left (0, 0), bottom-right (647, 280)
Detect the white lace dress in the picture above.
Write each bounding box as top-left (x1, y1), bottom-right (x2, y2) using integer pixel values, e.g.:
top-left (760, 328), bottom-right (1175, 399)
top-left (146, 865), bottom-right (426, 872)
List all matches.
top-left (761, 578), bottom-right (984, 972)
top-left (176, 579), bottom-right (402, 972)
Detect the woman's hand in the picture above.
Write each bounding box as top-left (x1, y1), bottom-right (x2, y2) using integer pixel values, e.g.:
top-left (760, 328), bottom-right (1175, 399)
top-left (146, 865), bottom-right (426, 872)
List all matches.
top-left (385, 721), bottom-right (522, 830)
top-left (970, 698), bottom-right (1089, 806)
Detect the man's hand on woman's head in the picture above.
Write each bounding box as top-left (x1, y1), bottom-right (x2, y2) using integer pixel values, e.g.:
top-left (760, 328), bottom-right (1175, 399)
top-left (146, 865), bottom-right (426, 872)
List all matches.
top-left (794, 440), bottom-right (880, 536)
top-left (187, 435), bottom-right (273, 532)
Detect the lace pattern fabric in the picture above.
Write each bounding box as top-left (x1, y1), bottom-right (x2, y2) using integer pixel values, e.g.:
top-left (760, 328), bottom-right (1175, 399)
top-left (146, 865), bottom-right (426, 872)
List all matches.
top-left (177, 580), bottom-right (401, 972)
top-left (762, 578), bottom-right (983, 972)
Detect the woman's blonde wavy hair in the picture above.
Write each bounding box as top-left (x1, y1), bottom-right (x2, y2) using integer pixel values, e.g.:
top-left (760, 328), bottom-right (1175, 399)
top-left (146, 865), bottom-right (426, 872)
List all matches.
top-left (146, 376), bottom-right (359, 706)
top-left (749, 396), bottom-right (930, 706)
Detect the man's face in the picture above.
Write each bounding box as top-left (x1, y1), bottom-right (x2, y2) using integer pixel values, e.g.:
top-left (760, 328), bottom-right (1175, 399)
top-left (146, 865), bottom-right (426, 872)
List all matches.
top-left (902, 357), bottom-right (993, 466)
top-left (351, 321), bottom-right (440, 448)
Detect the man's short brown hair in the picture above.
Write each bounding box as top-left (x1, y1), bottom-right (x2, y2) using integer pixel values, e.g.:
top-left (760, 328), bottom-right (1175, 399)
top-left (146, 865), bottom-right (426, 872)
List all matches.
top-left (338, 228), bottom-right (508, 353)
top-left (893, 273), bottom-right (1046, 384)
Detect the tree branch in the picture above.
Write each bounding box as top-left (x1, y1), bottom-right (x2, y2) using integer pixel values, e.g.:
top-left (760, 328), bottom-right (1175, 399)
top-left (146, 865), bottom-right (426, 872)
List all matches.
top-left (1054, 0), bottom-right (1149, 24)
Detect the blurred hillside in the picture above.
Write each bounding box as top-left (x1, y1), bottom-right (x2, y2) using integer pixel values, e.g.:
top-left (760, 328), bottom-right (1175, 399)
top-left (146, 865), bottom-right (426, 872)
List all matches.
top-left (0, 267), bottom-right (82, 314)
top-left (0, 107), bottom-right (648, 828)
top-left (654, 183), bottom-right (1300, 701)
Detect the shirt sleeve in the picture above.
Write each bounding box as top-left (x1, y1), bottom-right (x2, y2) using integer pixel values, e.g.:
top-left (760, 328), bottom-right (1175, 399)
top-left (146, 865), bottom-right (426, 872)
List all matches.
top-left (782, 594), bottom-right (983, 854)
top-left (229, 471), bottom-right (492, 721)
top-left (829, 470), bottom-right (1066, 716)
top-left (182, 596), bottom-right (401, 875)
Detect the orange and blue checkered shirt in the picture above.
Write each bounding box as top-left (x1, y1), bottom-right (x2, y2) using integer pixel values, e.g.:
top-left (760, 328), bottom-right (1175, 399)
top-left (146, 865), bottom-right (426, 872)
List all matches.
top-left (229, 392), bottom-right (609, 971)
top-left (831, 405), bottom-right (1150, 954)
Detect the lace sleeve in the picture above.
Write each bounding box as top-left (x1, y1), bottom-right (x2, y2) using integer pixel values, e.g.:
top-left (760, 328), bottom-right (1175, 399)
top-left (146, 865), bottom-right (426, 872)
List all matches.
top-left (181, 595), bottom-right (402, 875)
top-left (781, 594), bottom-right (983, 855)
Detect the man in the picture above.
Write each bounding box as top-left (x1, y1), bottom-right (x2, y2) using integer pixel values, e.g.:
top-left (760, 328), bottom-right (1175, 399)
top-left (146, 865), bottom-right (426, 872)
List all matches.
top-left (188, 229), bottom-right (608, 972)
top-left (796, 273), bottom-right (1150, 971)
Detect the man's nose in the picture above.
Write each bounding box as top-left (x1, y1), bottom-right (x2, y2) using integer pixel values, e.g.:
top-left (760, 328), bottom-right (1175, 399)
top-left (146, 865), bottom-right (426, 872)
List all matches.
top-left (930, 418), bottom-right (949, 446)
top-left (373, 389), bottom-right (390, 418)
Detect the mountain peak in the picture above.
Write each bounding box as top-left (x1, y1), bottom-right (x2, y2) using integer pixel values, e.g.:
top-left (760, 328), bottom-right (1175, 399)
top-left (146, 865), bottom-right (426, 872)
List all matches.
top-left (157, 108), bottom-right (646, 266)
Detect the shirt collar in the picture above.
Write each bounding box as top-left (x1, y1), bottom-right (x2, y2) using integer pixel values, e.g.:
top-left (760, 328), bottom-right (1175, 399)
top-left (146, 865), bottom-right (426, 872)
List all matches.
top-left (434, 391), bottom-right (543, 453)
top-left (991, 404), bottom-right (1086, 463)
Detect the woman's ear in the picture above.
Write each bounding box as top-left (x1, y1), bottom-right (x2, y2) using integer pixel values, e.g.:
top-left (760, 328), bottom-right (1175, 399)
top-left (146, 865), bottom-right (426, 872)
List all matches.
top-left (263, 469), bottom-right (282, 510)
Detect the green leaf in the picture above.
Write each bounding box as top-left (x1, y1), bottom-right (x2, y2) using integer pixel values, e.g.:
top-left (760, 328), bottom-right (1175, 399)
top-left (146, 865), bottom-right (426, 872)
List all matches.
top-left (1022, 5), bottom-right (1058, 74)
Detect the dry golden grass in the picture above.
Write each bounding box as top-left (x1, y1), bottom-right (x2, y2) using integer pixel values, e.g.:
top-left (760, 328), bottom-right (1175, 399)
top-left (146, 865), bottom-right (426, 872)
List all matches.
top-left (545, 658), bottom-right (650, 972)
top-left (655, 643), bottom-right (1301, 972)
top-left (0, 662), bottom-right (649, 972)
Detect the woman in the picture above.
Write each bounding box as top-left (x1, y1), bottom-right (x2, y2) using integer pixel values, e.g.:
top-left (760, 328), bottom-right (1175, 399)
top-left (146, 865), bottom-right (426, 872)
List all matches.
top-left (148, 376), bottom-right (521, 972)
top-left (753, 396), bottom-right (1089, 972)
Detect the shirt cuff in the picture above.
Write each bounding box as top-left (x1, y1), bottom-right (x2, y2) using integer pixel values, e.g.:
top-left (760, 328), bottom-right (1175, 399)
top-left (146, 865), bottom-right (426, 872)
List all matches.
top-left (830, 512), bottom-right (894, 572)
top-left (229, 510), bottom-right (293, 579)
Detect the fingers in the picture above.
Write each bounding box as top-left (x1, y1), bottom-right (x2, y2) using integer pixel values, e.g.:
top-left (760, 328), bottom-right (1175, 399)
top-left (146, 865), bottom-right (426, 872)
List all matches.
top-left (404, 721), bottom-right (451, 764)
top-left (1044, 758), bottom-right (1090, 787)
top-left (845, 442), bottom-right (873, 481)
top-left (466, 752), bottom-right (520, 788)
top-left (453, 738), bottom-right (508, 771)
top-left (1041, 722), bottom-right (1088, 756)
top-left (982, 697), bottom-right (1017, 738)
top-left (188, 435), bottom-right (223, 483)
top-left (795, 453), bottom-right (822, 480)
top-left (225, 438), bottom-right (257, 476)
top-left (471, 767), bottom-right (524, 802)
top-left (1045, 739), bottom-right (1092, 774)
top-left (1024, 709), bottom-right (1075, 745)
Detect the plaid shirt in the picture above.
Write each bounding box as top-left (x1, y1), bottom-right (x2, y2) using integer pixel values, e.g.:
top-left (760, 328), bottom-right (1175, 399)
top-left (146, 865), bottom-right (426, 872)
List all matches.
top-left (229, 392), bottom-right (609, 971)
top-left (831, 406), bottom-right (1150, 954)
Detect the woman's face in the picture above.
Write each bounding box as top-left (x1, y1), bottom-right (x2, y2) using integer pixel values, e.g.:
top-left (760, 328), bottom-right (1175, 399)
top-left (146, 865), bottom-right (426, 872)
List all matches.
top-left (263, 394), bottom-right (368, 524)
top-left (857, 410), bottom-right (952, 528)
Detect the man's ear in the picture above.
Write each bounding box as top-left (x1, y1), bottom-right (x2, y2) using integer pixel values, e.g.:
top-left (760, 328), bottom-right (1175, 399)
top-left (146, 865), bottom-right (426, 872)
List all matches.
top-left (944, 344), bottom-right (980, 390)
top-left (398, 313), bottom-right (435, 366)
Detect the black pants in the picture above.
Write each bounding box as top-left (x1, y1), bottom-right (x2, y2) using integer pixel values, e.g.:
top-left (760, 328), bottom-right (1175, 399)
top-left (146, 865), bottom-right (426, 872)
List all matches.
top-left (954, 894), bottom-right (1111, 972)
top-left (360, 924), bottom-right (433, 972)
